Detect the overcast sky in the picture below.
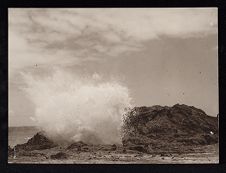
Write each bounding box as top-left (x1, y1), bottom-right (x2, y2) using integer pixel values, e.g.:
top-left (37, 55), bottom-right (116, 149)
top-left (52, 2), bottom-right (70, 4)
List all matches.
top-left (9, 8), bottom-right (218, 126)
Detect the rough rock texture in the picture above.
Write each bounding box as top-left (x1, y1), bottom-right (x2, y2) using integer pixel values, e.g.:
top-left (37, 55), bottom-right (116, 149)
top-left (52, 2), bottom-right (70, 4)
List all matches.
top-left (67, 141), bottom-right (88, 151)
top-left (50, 152), bottom-right (68, 159)
top-left (122, 104), bottom-right (218, 153)
top-left (111, 144), bottom-right (117, 151)
top-left (8, 146), bottom-right (13, 156)
top-left (15, 132), bottom-right (57, 151)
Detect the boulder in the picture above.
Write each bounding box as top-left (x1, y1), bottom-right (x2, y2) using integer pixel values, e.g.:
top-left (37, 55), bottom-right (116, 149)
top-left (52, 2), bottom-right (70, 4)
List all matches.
top-left (111, 144), bottom-right (117, 151)
top-left (15, 132), bottom-right (57, 151)
top-left (122, 104), bottom-right (218, 153)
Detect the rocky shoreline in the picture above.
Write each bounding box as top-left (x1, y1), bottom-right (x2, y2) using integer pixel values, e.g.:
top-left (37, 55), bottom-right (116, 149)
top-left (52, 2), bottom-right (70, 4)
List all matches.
top-left (8, 104), bottom-right (218, 163)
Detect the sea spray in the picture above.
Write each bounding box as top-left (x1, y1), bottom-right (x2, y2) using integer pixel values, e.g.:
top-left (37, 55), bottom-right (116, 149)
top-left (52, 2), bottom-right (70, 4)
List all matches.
top-left (21, 69), bottom-right (132, 144)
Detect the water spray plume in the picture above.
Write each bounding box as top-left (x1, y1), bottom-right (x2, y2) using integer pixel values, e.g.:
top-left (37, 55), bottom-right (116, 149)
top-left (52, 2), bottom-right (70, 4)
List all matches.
top-left (21, 69), bottom-right (132, 144)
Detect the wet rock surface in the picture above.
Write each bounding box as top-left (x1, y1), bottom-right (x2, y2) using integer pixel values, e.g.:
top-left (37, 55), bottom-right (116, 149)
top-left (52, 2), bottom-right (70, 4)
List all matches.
top-left (14, 132), bottom-right (57, 151)
top-left (8, 144), bottom-right (219, 164)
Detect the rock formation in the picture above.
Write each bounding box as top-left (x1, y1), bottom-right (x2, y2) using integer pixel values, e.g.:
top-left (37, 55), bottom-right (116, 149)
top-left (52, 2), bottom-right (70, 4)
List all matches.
top-left (15, 132), bottom-right (57, 151)
top-left (122, 104), bottom-right (218, 153)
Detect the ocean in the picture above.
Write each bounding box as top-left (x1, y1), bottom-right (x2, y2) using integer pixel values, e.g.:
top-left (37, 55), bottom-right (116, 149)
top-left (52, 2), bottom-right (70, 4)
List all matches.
top-left (8, 126), bottom-right (39, 147)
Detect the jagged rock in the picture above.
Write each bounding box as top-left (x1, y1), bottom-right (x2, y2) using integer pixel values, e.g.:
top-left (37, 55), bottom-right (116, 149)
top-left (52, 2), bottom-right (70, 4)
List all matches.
top-left (111, 144), bottom-right (117, 151)
top-left (8, 146), bottom-right (13, 156)
top-left (67, 141), bottom-right (88, 151)
top-left (50, 152), bottom-right (68, 159)
top-left (128, 145), bottom-right (147, 153)
top-left (15, 132), bottom-right (57, 151)
top-left (122, 104), bottom-right (218, 152)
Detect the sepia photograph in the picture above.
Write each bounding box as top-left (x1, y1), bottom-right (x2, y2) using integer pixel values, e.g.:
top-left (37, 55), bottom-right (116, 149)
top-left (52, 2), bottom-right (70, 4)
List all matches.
top-left (8, 8), bottom-right (218, 164)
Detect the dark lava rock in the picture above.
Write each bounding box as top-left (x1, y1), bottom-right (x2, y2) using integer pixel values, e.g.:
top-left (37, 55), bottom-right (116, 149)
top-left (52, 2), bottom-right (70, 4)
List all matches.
top-left (18, 151), bottom-right (47, 157)
top-left (111, 144), bottom-right (117, 151)
top-left (67, 141), bottom-right (88, 151)
top-left (122, 148), bottom-right (126, 153)
top-left (15, 132), bottom-right (57, 151)
top-left (122, 104), bottom-right (218, 152)
top-left (8, 146), bottom-right (13, 156)
top-left (128, 145), bottom-right (148, 153)
top-left (50, 152), bottom-right (68, 160)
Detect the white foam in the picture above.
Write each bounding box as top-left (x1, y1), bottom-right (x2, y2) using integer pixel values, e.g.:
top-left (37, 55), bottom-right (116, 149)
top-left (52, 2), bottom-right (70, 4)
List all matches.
top-left (21, 69), bottom-right (132, 144)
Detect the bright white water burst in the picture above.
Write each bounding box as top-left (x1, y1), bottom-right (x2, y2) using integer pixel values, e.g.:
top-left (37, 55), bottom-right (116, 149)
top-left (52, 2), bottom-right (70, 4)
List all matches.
top-left (21, 69), bottom-right (132, 144)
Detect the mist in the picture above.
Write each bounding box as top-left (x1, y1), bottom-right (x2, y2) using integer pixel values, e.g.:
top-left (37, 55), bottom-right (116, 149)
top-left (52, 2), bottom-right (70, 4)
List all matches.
top-left (21, 69), bottom-right (132, 144)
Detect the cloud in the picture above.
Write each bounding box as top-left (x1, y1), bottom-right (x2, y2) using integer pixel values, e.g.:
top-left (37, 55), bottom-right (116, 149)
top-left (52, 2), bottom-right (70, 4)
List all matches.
top-left (9, 8), bottom-right (217, 73)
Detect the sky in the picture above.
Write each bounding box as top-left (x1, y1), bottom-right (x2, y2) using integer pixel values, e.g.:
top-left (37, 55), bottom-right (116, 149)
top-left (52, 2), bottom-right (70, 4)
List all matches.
top-left (9, 8), bottom-right (218, 126)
